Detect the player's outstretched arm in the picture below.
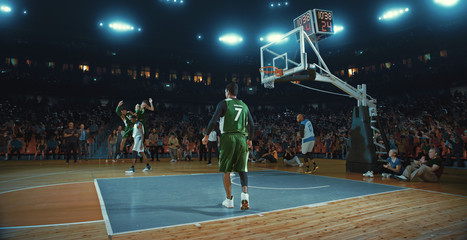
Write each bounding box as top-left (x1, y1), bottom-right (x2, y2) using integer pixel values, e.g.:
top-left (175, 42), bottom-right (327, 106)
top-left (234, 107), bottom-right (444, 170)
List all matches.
top-left (147, 98), bottom-right (155, 111)
top-left (116, 101), bottom-right (123, 116)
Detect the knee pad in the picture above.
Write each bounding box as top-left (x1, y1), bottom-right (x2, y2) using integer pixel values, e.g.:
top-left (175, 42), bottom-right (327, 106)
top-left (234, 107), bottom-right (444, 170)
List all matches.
top-left (238, 171), bottom-right (248, 187)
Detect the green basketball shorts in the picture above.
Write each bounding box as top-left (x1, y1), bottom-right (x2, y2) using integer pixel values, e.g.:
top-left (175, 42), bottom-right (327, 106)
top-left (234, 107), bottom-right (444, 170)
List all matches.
top-left (219, 133), bottom-right (249, 173)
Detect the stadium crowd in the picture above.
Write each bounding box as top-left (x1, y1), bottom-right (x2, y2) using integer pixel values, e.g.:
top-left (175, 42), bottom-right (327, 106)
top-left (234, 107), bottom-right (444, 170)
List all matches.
top-left (1, 91), bottom-right (465, 169)
top-left (0, 97), bottom-right (112, 160)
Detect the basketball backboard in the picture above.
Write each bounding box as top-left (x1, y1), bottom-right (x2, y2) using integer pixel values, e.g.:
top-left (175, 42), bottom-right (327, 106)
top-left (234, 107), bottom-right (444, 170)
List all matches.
top-left (260, 9), bottom-right (335, 88)
top-left (260, 26), bottom-right (308, 86)
top-left (260, 26), bottom-right (321, 88)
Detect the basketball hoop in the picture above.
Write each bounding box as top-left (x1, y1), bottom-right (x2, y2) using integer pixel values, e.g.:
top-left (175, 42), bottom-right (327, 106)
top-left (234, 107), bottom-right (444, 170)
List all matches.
top-left (259, 66), bottom-right (283, 89)
top-left (259, 66), bottom-right (283, 77)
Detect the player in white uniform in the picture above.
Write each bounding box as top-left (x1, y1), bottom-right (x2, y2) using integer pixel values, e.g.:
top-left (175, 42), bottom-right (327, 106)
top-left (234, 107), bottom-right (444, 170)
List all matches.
top-left (125, 115), bottom-right (152, 173)
top-left (297, 114), bottom-right (318, 174)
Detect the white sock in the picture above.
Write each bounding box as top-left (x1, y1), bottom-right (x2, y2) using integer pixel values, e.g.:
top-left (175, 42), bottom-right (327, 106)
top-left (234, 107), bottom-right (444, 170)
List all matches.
top-left (294, 156), bottom-right (301, 165)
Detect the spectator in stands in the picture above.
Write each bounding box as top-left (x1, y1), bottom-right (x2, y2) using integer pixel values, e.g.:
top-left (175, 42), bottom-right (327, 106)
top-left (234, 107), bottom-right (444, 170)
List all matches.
top-left (389, 135), bottom-right (397, 150)
top-left (397, 135), bottom-right (407, 161)
top-left (283, 146), bottom-right (303, 167)
top-left (168, 132), bottom-right (179, 162)
top-left (206, 126), bottom-right (220, 166)
top-left (325, 133), bottom-right (333, 159)
top-left (148, 128), bottom-right (158, 161)
top-left (108, 130), bottom-right (117, 161)
top-left (64, 122), bottom-right (79, 164)
top-left (8, 135), bottom-right (23, 160)
top-left (115, 126), bottom-right (124, 160)
top-left (395, 148), bottom-right (443, 182)
top-left (182, 136), bottom-right (192, 161)
top-left (34, 138), bottom-right (47, 160)
top-left (156, 131), bottom-right (164, 161)
top-left (78, 124), bottom-right (90, 161)
top-left (46, 136), bottom-right (59, 160)
top-left (363, 149), bottom-right (404, 178)
top-left (446, 132), bottom-right (465, 168)
top-left (0, 131), bottom-right (9, 160)
top-left (259, 145), bottom-right (278, 163)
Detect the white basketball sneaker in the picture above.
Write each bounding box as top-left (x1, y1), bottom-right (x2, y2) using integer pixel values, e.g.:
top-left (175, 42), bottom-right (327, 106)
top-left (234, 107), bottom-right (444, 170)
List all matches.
top-left (241, 192), bottom-right (249, 211)
top-left (222, 196), bottom-right (234, 208)
top-left (363, 171), bottom-right (374, 177)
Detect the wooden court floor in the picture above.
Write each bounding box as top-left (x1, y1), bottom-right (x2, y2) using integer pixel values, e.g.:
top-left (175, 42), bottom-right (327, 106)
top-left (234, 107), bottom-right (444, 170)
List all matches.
top-left (0, 158), bottom-right (466, 240)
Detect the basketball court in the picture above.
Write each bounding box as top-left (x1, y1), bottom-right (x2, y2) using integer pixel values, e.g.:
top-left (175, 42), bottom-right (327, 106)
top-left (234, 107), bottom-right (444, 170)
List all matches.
top-left (1, 159), bottom-right (466, 239)
top-left (94, 170), bottom-right (404, 235)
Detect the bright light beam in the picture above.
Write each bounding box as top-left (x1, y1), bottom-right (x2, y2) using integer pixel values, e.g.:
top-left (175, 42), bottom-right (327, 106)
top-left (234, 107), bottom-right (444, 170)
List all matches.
top-left (219, 34), bottom-right (243, 45)
top-left (1, 5), bottom-right (12, 13)
top-left (378, 8), bottom-right (409, 21)
top-left (434, 0), bottom-right (459, 7)
top-left (334, 25), bottom-right (344, 33)
top-left (108, 22), bottom-right (135, 32)
top-left (266, 33), bottom-right (284, 42)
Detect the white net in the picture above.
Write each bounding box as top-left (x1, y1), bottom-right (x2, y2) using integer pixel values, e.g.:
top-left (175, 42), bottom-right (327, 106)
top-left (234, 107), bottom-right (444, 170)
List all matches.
top-left (260, 67), bottom-right (278, 89)
top-left (264, 79), bottom-right (275, 89)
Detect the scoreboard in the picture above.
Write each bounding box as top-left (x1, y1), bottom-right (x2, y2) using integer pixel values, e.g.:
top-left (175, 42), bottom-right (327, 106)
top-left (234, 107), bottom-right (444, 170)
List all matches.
top-left (293, 9), bottom-right (334, 42)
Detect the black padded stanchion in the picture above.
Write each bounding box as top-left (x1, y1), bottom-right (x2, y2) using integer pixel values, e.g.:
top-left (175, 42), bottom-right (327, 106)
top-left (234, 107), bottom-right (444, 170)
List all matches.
top-left (346, 106), bottom-right (378, 173)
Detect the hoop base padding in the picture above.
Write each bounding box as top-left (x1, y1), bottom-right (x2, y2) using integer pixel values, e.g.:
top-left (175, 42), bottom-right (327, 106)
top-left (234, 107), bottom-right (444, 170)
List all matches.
top-left (346, 106), bottom-right (378, 173)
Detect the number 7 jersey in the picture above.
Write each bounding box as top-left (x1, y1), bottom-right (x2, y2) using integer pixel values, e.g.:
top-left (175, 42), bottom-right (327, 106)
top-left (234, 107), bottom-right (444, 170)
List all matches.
top-left (219, 98), bottom-right (249, 135)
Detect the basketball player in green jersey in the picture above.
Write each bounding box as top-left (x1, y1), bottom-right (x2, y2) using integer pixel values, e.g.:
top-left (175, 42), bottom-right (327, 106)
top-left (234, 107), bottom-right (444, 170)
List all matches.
top-left (136, 98), bottom-right (154, 137)
top-left (203, 83), bottom-right (255, 210)
top-left (116, 100), bottom-right (135, 157)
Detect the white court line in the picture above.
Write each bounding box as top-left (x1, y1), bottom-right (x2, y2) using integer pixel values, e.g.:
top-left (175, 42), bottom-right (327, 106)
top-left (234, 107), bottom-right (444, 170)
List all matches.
top-left (0, 170), bottom-right (88, 183)
top-left (94, 179), bottom-right (114, 236)
top-left (0, 181), bottom-right (93, 195)
top-left (258, 168), bottom-right (467, 198)
top-left (112, 188), bottom-right (409, 236)
top-left (93, 169), bottom-right (273, 181)
top-left (0, 220), bottom-right (104, 230)
top-left (230, 177), bottom-right (330, 190)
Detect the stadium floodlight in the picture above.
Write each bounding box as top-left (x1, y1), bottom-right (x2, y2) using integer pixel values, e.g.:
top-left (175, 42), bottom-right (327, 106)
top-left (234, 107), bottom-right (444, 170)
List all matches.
top-left (266, 33), bottom-right (285, 42)
top-left (434, 0), bottom-right (459, 7)
top-left (99, 22), bottom-right (103, 27)
top-left (334, 25), bottom-right (344, 33)
top-left (109, 22), bottom-right (135, 32)
top-left (285, 2), bottom-right (288, 5)
top-left (23, 10), bottom-right (27, 14)
top-left (378, 8), bottom-right (410, 21)
top-left (271, 3), bottom-right (274, 7)
top-left (1, 5), bottom-right (12, 13)
top-left (219, 33), bottom-right (243, 45)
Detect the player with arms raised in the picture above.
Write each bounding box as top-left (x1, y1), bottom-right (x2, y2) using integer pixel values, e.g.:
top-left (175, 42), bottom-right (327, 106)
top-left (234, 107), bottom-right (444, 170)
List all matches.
top-left (116, 100), bottom-right (135, 158)
top-left (203, 83), bottom-right (255, 210)
top-left (297, 114), bottom-right (318, 174)
top-left (136, 98), bottom-right (155, 137)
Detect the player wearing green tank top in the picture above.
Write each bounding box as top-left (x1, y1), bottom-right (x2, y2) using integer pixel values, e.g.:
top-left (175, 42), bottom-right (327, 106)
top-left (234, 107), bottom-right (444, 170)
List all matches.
top-left (203, 83), bottom-right (255, 210)
top-left (116, 101), bottom-right (135, 157)
top-left (135, 98), bottom-right (154, 137)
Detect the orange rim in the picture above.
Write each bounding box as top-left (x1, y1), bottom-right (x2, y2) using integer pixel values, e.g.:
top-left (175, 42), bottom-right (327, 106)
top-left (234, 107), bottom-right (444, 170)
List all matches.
top-left (259, 66), bottom-right (278, 74)
top-left (259, 66), bottom-right (283, 77)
